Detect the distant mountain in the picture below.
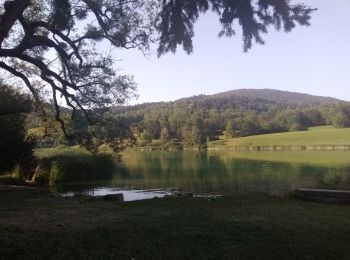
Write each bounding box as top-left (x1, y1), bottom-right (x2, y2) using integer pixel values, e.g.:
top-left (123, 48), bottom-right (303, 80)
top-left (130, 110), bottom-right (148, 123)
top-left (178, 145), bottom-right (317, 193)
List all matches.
top-left (115, 89), bottom-right (341, 112)
top-left (110, 89), bottom-right (344, 116)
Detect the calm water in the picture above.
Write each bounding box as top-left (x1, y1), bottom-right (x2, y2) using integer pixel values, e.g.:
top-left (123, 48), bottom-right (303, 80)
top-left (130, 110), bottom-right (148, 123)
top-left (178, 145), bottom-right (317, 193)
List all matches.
top-left (58, 150), bottom-right (350, 200)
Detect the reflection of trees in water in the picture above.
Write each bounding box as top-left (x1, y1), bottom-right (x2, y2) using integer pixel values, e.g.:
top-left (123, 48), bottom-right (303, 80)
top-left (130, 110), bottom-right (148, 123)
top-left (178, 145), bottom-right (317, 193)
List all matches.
top-left (112, 151), bottom-right (350, 195)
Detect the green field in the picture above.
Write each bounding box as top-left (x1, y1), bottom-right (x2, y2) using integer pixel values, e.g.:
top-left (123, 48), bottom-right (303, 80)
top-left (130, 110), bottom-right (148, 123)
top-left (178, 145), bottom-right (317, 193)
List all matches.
top-left (210, 126), bottom-right (350, 147)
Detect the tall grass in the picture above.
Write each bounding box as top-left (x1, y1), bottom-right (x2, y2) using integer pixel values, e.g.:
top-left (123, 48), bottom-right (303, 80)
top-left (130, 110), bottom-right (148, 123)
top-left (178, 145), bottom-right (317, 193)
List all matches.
top-left (32, 147), bottom-right (116, 185)
top-left (0, 165), bottom-right (25, 185)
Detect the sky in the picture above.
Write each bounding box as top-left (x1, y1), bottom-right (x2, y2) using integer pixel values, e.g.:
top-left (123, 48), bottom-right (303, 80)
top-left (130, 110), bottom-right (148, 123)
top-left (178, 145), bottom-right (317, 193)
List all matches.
top-left (115, 0), bottom-right (350, 104)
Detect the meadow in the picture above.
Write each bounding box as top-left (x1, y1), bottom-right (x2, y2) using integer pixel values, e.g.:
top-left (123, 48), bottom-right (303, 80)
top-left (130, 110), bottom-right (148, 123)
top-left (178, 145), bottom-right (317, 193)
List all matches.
top-left (210, 126), bottom-right (350, 148)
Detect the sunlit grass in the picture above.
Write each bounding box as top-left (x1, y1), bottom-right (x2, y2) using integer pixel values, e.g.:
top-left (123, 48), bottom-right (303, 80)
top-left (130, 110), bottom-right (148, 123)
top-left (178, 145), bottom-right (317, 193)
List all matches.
top-left (210, 126), bottom-right (350, 147)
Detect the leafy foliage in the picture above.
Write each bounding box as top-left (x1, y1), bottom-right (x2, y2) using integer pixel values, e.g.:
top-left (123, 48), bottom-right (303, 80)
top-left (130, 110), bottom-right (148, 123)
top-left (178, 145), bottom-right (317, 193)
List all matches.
top-left (0, 0), bottom-right (315, 147)
top-left (156, 0), bottom-right (315, 54)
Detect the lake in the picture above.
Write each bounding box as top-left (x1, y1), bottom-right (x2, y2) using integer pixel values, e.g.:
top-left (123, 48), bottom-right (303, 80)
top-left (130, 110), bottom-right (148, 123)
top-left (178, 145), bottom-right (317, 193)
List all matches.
top-left (58, 150), bottom-right (350, 201)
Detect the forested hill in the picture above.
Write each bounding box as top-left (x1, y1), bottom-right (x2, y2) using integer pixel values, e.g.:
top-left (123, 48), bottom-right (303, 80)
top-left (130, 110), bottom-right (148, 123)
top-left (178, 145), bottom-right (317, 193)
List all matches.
top-left (114, 89), bottom-right (341, 114)
top-left (99, 89), bottom-right (349, 148)
top-left (210, 89), bottom-right (340, 107)
top-left (30, 89), bottom-right (349, 149)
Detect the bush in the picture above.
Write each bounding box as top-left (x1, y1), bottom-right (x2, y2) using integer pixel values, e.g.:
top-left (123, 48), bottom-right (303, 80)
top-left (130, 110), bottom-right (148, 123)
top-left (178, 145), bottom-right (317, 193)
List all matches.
top-left (289, 123), bottom-right (306, 132)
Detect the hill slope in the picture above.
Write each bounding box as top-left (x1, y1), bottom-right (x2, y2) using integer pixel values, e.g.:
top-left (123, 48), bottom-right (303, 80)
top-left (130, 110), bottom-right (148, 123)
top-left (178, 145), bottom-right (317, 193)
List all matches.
top-left (118, 88), bottom-right (342, 113)
top-left (210, 126), bottom-right (350, 147)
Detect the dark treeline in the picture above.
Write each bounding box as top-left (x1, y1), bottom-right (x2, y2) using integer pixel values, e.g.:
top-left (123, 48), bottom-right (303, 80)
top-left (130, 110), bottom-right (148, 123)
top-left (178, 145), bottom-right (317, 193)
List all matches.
top-left (28, 89), bottom-right (350, 149)
top-left (0, 86), bottom-right (33, 173)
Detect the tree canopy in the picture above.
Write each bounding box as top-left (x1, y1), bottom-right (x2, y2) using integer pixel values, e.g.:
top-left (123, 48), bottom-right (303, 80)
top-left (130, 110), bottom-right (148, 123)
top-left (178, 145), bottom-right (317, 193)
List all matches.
top-left (0, 0), bottom-right (315, 142)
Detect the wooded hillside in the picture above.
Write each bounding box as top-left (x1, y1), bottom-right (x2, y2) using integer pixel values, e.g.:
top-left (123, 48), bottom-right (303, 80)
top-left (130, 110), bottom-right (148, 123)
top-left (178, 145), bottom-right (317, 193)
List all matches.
top-left (28, 89), bottom-right (350, 149)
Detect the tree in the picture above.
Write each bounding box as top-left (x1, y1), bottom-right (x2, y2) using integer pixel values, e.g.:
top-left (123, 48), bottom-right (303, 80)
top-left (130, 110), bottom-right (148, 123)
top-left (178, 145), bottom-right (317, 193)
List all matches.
top-left (225, 119), bottom-right (235, 138)
top-left (0, 0), bottom-right (315, 144)
top-left (160, 127), bottom-right (170, 144)
top-left (303, 109), bottom-right (325, 127)
top-left (0, 84), bottom-right (33, 173)
top-left (332, 110), bottom-right (350, 128)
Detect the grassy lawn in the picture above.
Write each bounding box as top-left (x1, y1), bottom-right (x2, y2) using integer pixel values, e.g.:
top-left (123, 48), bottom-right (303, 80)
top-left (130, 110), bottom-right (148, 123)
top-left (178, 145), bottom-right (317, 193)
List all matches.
top-left (210, 126), bottom-right (350, 147)
top-left (1, 186), bottom-right (350, 259)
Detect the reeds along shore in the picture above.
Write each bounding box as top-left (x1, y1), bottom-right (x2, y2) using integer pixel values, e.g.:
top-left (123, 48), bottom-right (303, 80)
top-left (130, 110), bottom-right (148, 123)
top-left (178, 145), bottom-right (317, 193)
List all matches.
top-left (30, 153), bottom-right (116, 185)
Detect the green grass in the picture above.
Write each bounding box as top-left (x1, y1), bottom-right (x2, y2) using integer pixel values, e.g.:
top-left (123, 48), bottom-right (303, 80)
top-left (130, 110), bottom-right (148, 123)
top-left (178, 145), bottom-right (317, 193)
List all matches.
top-left (0, 186), bottom-right (349, 259)
top-left (32, 146), bottom-right (116, 185)
top-left (210, 126), bottom-right (350, 147)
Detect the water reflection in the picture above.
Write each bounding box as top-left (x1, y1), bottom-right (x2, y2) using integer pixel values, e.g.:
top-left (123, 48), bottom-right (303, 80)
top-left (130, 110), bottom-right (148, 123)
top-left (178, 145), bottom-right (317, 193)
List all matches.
top-left (62, 188), bottom-right (174, 201)
top-left (57, 151), bottom-right (350, 199)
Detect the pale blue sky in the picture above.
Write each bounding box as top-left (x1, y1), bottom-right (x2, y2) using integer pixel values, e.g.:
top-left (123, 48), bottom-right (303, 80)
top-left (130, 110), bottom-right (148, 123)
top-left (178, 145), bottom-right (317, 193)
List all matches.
top-left (115, 0), bottom-right (350, 104)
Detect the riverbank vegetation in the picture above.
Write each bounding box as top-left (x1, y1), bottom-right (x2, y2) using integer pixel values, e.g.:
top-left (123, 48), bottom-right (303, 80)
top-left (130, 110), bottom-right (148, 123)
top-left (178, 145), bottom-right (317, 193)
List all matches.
top-left (32, 148), bottom-right (116, 185)
top-left (0, 86), bottom-right (117, 185)
top-left (1, 186), bottom-right (349, 259)
top-left (0, 146), bottom-right (116, 186)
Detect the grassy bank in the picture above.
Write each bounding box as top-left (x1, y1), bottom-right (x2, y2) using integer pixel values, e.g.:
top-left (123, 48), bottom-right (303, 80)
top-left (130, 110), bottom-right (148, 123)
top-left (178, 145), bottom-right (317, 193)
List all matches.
top-left (31, 147), bottom-right (116, 185)
top-left (210, 126), bottom-right (350, 149)
top-left (1, 186), bottom-right (350, 259)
